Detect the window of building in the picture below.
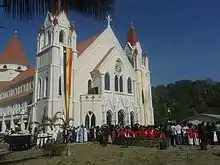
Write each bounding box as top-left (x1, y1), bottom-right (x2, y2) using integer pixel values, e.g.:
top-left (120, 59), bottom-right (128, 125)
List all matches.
top-left (114, 75), bottom-right (118, 92)
top-left (58, 76), bottom-right (62, 96)
top-left (119, 76), bottom-right (123, 92)
top-left (38, 78), bottom-right (42, 99)
top-left (127, 77), bottom-right (132, 93)
top-left (30, 83), bottom-right (33, 89)
top-left (88, 79), bottom-right (92, 94)
top-left (44, 76), bottom-right (48, 97)
top-left (59, 30), bottom-right (65, 43)
top-left (3, 65), bottom-right (7, 69)
top-left (48, 31), bottom-right (51, 44)
top-left (104, 73), bottom-right (110, 90)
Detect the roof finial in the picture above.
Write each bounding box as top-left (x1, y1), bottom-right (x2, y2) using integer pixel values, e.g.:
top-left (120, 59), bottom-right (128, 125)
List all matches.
top-left (106, 14), bottom-right (112, 28)
top-left (14, 30), bottom-right (18, 35)
top-left (131, 22), bottom-right (134, 28)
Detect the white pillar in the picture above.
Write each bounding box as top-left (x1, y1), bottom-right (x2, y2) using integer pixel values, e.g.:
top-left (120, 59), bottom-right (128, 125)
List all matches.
top-left (100, 74), bottom-right (105, 95)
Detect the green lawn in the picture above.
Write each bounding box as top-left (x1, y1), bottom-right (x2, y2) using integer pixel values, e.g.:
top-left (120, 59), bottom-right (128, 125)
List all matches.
top-left (3, 143), bottom-right (220, 165)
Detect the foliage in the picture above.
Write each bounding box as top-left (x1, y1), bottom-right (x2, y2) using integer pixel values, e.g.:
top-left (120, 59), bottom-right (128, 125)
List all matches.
top-left (152, 79), bottom-right (220, 122)
top-left (31, 111), bottom-right (62, 131)
top-left (58, 117), bottom-right (74, 130)
top-left (42, 142), bottom-right (66, 156)
top-left (2, 0), bottom-right (115, 20)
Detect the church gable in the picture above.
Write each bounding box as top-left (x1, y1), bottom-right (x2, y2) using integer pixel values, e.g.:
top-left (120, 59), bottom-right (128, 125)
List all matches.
top-left (57, 12), bottom-right (70, 27)
top-left (93, 43), bottom-right (136, 80)
top-left (43, 12), bottom-right (53, 28)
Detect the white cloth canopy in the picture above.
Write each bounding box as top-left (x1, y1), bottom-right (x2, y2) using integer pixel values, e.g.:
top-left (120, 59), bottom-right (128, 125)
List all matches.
top-left (10, 115), bottom-right (15, 130)
top-left (1, 115), bottom-right (7, 133)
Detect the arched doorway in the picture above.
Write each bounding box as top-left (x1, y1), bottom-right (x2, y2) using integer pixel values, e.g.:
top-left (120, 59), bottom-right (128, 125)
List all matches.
top-left (91, 114), bottom-right (96, 127)
top-left (118, 110), bottom-right (125, 126)
top-left (85, 111), bottom-right (96, 129)
top-left (85, 114), bottom-right (89, 129)
top-left (130, 112), bottom-right (135, 126)
top-left (106, 110), bottom-right (112, 125)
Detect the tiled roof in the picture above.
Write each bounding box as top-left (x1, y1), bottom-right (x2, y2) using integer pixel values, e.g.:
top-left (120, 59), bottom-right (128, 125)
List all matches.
top-left (127, 24), bottom-right (138, 47)
top-left (0, 91), bottom-right (33, 104)
top-left (0, 82), bottom-right (8, 89)
top-left (77, 34), bottom-right (100, 55)
top-left (0, 67), bottom-right (35, 90)
top-left (0, 34), bottom-right (31, 66)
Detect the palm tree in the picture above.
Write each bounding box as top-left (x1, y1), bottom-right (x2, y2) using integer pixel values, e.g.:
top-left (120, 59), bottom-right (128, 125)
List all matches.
top-left (58, 117), bottom-right (74, 130)
top-left (1, 0), bottom-right (115, 20)
top-left (32, 111), bottom-right (62, 131)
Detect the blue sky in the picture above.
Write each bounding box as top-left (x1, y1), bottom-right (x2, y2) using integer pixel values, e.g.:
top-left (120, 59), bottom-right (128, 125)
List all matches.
top-left (0, 0), bottom-right (220, 86)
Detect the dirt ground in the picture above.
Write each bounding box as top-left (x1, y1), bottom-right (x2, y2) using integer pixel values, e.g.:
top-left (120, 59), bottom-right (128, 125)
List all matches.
top-left (3, 143), bottom-right (220, 165)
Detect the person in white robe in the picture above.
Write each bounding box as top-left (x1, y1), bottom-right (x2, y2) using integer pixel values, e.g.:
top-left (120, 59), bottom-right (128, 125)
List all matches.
top-left (213, 131), bottom-right (218, 144)
top-left (76, 126), bottom-right (80, 143)
top-left (83, 127), bottom-right (88, 142)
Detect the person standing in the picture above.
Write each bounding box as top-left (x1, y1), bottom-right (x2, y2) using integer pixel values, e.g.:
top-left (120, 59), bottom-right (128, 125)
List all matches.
top-left (170, 122), bottom-right (177, 147)
top-left (176, 123), bottom-right (182, 145)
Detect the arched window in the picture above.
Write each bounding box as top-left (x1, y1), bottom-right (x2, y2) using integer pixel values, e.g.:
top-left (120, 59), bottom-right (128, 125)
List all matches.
top-left (127, 77), bottom-right (132, 94)
top-left (58, 76), bottom-right (62, 96)
top-left (38, 78), bottom-right (42, 99)
top-left (43, 33), bottom-right (46, 46)
top-left (88, 79), bottom-right (92, 94)
top-left (48, 31), bottom-right (51, 44)
top-left (114, 75), bottom-right (118, 92)
top-left (130, 112), bottom-right (135, 126)
top-left (142, 90), bottom-right (144, 104)
top-left (44, 76), bottom-right (48, 97)
top-left (59, 30), bottom-right (65, 43)
top-left (118, 110), bottom-right (125, 126)
top-left (119, 76), bottom-right (123, 92)
top-left (106, 110), bottom-right (112, 125)
top-left (104, 73), bottom-right (110, 90)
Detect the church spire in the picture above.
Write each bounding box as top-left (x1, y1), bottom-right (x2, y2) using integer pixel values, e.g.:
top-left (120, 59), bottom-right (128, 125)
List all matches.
top-left (127, 23), bottom-right (138, 47)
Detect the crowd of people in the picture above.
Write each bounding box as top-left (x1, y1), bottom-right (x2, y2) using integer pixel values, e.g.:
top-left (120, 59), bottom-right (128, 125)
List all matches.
top-left (166, 121), bottom-right (220, 148)
top-left (5, 121), bottom-right (220, 149)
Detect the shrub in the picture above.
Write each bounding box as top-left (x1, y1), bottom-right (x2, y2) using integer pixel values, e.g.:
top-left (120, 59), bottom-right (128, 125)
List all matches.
top-left (42, 142), bottom-right (66, 156)
top-left (159, 139), bottom-right (168, 150)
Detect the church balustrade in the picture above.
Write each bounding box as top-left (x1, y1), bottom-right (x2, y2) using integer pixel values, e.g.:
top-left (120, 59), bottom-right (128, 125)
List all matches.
top-left (80, 94), bottom-right (102, 101)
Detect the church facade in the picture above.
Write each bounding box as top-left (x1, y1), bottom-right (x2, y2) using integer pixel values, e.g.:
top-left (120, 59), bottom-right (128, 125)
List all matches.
top-left (0, 11), bottom-right (154, 131)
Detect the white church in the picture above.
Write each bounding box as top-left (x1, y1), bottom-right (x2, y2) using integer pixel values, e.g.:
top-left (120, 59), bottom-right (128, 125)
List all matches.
top-left (0, 11), bottom-right (154, 132)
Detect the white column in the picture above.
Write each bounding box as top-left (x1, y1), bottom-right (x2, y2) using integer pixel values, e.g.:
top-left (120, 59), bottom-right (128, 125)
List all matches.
top-left (102, 105), bottom-right (106, 124)
top-left (100, 74), bottom-right (105, 95)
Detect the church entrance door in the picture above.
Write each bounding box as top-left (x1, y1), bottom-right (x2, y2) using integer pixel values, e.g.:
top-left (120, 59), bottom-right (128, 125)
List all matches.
top-left (85, 111), bottom-right (96, 129)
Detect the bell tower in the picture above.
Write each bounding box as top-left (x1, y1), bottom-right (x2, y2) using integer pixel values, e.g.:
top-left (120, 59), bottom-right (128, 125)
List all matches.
top-left (124, 24), bottom-right (154, 125)
top-left (33, 9), bottom-right (77, 128)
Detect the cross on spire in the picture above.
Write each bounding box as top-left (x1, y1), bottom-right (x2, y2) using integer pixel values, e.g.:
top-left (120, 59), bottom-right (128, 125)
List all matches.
top-left (106, 14), bottom-right (112, 27)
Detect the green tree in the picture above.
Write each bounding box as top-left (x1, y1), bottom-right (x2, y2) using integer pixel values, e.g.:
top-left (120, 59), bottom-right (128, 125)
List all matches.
top-left (152, 79), bottom-right (220, 122)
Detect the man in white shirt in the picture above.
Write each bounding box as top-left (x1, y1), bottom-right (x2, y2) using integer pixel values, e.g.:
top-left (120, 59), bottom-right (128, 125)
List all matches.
top-left (170, 122), bottom-right (177, 146)
top-left (176, 123), bottom-right (182, 145)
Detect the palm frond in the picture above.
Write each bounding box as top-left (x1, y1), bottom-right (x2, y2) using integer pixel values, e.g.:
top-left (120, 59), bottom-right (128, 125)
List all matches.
top-left (2, 0), bottom-right (115, 20)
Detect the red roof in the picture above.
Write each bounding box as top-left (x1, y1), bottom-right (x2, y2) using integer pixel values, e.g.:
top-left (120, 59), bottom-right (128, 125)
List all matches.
top-left (0, 91), bottom-right (33, 104)
top-left (77, 34), bottom-right (100, 55)
top-left (0, 33), bottom-right (31, 66)
top-left (127, 24), bottom-right (138, 47)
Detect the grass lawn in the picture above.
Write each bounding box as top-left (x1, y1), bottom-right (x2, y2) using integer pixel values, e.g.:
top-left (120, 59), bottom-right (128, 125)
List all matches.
top-left (5, 143), bottom-right (220, 165)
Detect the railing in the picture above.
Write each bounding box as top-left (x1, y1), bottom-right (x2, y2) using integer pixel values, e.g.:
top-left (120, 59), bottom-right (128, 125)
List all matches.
top-left (80, 94), bottom-right (102, 101)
